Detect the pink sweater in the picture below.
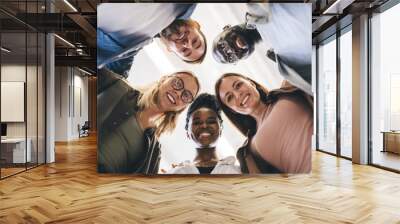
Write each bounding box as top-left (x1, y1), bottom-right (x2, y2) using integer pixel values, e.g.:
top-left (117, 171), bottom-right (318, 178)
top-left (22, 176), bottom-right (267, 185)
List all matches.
top-left (251, 93), bottom-right (313, 173)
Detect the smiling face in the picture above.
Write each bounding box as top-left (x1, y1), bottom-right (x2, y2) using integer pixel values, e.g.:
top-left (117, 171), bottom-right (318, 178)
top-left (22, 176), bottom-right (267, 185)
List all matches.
top-left (160, 20), bottom-right (206, 62)
top-left (217, 75), bottom-right (261, 115)
top-left (189, 108), bottom-right (221, 147)
top-left (213, 25), bottom-right (259, 64)
top-left (157, 73), bottom-right (199, 112)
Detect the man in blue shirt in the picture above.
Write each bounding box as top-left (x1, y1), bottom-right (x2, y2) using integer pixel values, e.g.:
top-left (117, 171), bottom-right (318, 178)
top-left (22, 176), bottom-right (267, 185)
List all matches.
top-left (98, 3), bottom-right (206, 78)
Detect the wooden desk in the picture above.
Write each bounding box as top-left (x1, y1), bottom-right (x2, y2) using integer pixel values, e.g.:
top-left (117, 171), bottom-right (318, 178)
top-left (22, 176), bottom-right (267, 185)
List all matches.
top-left (1, 138), bottom-right (31, 163)
top-left (381, 131), bottom-right (400, 154)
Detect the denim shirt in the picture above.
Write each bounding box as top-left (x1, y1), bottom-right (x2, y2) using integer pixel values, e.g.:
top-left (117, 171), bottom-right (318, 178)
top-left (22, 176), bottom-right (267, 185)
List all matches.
top-left (97, 3), bottom-right (196, 77)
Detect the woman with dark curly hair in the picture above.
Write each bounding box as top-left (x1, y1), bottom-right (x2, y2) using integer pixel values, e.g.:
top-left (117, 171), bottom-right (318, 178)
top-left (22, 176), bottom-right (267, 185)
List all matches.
top-left (167, 93), bottom-right (240, 174)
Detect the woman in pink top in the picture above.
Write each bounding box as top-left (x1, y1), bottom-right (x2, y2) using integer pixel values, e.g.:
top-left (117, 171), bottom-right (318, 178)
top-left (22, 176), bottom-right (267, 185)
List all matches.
top-left (215, 73), bottom-right (313, 173)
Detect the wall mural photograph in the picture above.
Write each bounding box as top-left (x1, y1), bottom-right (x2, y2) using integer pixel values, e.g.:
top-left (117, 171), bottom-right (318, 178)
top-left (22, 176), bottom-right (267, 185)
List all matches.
top-left (97, 3), bottom-right (313, 175)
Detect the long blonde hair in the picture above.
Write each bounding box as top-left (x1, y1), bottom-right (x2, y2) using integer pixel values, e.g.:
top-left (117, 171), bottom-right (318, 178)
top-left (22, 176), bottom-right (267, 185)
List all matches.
top-left (137, 71), bottom-right (200, 137)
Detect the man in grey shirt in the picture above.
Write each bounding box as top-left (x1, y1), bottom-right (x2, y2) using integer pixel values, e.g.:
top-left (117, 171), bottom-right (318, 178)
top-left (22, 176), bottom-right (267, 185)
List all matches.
top-left (212, 3), bottom-right (312, 95)
top-left (98, 3), bottom-right (207, 78)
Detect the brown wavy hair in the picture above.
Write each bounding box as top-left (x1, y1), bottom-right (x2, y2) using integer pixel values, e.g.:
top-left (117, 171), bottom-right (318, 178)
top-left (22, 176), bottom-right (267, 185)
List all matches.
top-left (138, 71), bottom-right (200, 137)
top-left (214, 73), bottom-right (272, 137)
top-left (183, 29), bottom-right (207, 64)
top-left (161, 19), bottom-right (207, 64)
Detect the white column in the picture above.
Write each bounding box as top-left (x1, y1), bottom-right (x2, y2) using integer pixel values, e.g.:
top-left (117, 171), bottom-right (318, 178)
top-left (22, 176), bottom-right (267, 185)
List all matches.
top-left (46, 33), bottom-right (55, 163)
top-left (45, 1), bottom-right (55, 163)
top-left (352, 14), bottom-right (369, 164)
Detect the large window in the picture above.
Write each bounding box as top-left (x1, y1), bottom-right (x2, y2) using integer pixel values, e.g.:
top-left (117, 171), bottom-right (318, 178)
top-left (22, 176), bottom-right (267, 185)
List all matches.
top-left (317, 25), bottom-right (353, 159)
top-left (317, 36), bottom-right (337, 154)
top-left (370, 2), bottom-right (400, 171)
top-left (339, 27), bottom-right (352, 158)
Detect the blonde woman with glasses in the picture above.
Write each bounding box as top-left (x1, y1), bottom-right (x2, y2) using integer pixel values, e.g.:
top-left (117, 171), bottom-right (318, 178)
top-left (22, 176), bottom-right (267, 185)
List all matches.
top-left (97, 68), bottom-right (200, 174)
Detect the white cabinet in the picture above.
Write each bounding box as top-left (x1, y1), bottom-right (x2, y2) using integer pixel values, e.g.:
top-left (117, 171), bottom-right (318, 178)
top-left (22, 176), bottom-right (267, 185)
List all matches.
top-left (1, 138), bottom-right (31, 163)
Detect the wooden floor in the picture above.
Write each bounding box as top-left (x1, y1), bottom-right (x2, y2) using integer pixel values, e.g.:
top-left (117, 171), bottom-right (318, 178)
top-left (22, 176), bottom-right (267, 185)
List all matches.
top-left (373, 151), bottom-right (400, 171)
top-left (1, 163), bottom-right (44, 178)
top-left (1, 167), bottom-right (26, 178)
top-left (1, 135), bottom-right (400, 223)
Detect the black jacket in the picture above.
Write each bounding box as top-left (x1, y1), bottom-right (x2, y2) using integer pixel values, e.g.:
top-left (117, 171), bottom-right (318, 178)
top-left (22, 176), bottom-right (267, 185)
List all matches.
top-left (97, 69), bottom-right (161, 174)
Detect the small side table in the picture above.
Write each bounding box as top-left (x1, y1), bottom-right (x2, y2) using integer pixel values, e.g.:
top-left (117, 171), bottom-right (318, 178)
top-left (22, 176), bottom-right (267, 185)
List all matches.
top-left (381, 131), bottom-right (400, 154)
top-left (0, 138), bottom-right (32, 164)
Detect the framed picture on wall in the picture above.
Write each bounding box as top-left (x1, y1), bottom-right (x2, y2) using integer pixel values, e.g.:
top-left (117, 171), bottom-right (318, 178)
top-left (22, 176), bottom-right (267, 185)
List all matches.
top-left (96, 3), bottom-right (313, 175)
top-left (1, 81), bottom-right (25, 122)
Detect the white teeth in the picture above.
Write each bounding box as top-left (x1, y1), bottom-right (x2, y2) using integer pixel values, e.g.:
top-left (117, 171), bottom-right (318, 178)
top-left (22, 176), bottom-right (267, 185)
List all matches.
top-left (241, 95), bottom-right (249, 106)
top-left (199, 133), bottom-right (211, 138)
top-left (167, 93), bottom-right (176, 104)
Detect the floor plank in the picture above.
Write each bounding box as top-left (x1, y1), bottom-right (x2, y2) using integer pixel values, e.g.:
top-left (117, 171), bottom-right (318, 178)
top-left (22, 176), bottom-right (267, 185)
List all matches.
top-left (0, 135), bottom-right (399, 223)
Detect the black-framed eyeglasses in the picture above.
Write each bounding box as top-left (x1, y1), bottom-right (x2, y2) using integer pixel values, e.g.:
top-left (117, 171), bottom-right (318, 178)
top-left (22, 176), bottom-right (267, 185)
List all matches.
top-left (171, 77), bottom-right (194, 103)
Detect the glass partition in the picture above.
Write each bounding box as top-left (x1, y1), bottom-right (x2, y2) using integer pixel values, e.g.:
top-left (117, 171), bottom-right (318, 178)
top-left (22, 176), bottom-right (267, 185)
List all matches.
top-left (0, 1), bottom-right (46, 179)
top-left (1, 31), bottom-right (28, 177)
top-left (27, 31), bottom-right (38, 169)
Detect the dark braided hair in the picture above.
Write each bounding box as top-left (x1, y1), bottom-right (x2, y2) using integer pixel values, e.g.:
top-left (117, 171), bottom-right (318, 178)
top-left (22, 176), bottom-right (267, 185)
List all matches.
top-left (185, 93), bottom-right (223, 131)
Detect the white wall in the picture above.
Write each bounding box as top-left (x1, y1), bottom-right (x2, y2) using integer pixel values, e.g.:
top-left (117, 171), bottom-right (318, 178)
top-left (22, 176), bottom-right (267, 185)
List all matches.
top-left (1, 65), bottom-right (41, 138)
top-left (1, 63), bottom-right (46, 163)
top-left (76, 73), bottom-right (89, 136)
top-left (1, 65), bottom-right (26, 139)
top-left (54, 67), bottom-right (89, 141)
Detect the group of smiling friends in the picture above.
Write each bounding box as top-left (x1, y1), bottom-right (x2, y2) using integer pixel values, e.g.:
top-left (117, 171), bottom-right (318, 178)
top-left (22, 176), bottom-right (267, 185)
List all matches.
top-left (97, 3), bottom-right (313, 174)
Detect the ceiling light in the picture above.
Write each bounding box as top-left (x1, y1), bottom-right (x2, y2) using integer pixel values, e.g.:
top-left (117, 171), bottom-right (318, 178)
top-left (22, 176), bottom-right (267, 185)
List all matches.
top-left (76, 48), bottom-right (85, 55)
top-left (1, 47), bottom-right (11, 53)
top-left (322, 0), bottom-right (354, 15)
top-left (78, 67), bottom-right (92, 76)
top-left (63, 0), bottom-right (78, 12)
top-left (54, 34), bottom-right (75, 48)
